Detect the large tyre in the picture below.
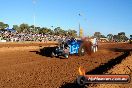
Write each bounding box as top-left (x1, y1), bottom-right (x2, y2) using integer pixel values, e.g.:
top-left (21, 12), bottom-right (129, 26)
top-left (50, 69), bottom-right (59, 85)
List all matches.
top-left (78, 44), bottom-right (85, 56)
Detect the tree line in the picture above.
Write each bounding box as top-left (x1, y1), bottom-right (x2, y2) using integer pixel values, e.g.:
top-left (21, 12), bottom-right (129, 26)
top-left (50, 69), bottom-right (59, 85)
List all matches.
top-left (0, 21), bottom-right (131, 41)
top-left (0, 22), bottom-right (77, 37)
top-left (94, 32), bottom-right (129, 42)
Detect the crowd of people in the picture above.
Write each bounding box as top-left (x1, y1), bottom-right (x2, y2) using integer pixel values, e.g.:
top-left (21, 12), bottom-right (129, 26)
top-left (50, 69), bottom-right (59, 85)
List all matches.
top-left (0, 30), bottom-right (67, 42)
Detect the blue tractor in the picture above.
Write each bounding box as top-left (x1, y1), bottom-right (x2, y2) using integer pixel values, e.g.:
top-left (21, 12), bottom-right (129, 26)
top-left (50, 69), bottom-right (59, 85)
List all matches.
top-left (51, 38), bottom-right (89, 58)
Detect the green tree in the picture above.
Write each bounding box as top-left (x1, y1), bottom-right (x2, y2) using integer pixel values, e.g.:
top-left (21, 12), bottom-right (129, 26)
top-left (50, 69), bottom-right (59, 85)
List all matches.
top-left (100, 35), bottom-right (106, 38)
top-left (29, 25), bottom-right (35, 32)
top-left (107, 34), bottom-right (113, 41)
top-left (19, 23), bottom-right (29, 32)
top-left (54, 27), bottom-right (64, 35)
top-left (118, 32), bottom-right (128, 42)
top-left (35, 27), bottom-right (41, 33)
top-left (0, 22), bottom-right (9, 30)
top-left (39, 27), bottom-right (53, 34)
top-left (4, 24), bottom-right (9, 29)
top-left (113, 35), bottom-right (119, 42)
top-left (67, 29), bottom-right (77, 37)
top-left (13, 25), bottom-right (20, 32)
top-left (94, 32), bottom-right (101, 39)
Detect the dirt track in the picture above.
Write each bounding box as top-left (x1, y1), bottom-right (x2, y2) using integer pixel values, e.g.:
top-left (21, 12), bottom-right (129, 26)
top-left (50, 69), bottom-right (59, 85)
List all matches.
top-left (0, 42), bottom-right (131, 88)
top-left (89, 55), bottom-right (132, 88)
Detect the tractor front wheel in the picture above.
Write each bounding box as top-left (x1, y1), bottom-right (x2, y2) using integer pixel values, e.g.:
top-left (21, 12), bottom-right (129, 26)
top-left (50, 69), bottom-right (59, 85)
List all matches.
top-left (64, 54), bottom-right (69, 59)
top-left (51, 52), bottom-right (55, 58)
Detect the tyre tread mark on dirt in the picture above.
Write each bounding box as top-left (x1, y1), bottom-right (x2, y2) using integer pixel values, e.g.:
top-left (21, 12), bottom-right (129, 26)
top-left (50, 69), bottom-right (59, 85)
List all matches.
top-left (86, 52), bottom-right (130, 74)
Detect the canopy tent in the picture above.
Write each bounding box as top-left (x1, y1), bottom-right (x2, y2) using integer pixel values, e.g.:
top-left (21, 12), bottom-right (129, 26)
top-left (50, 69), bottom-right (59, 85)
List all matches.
top-left (5, 28), bottom-right (16, 32)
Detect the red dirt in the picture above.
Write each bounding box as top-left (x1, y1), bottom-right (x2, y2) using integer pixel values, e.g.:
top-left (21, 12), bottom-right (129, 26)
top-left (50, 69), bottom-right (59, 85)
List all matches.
top-left (0, 42), bottom-right (57, 48)
top-left (0, 42), bottom-right (131, 88)
top-left (89, 56), bottom-right (132, 88)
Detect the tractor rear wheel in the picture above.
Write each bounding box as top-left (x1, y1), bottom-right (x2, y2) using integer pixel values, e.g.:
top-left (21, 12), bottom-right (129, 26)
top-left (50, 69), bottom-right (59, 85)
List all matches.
top-left (78, 45), bottom-right (85, 56)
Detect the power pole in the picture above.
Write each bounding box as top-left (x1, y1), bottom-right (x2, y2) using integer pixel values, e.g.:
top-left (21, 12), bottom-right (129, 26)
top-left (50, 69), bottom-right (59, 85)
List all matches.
top-left (32, 0), bottom-right (36, 32)
top-left (78, 13), bottom-right (84, 38)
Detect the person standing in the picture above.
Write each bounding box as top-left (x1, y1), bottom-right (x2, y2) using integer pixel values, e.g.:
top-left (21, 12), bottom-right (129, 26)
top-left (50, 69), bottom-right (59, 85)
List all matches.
top-left (91, 37), bottom-right (98, 53)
